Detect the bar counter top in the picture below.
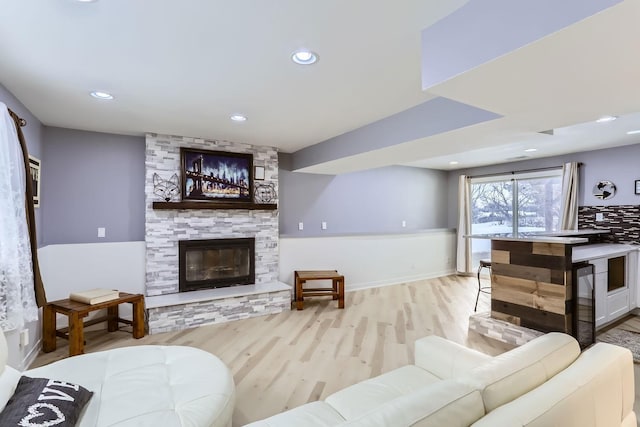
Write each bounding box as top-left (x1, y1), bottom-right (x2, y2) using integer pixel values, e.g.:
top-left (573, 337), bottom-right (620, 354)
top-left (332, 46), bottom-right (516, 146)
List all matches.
top-left (466, 229), bottom-right (609, 244)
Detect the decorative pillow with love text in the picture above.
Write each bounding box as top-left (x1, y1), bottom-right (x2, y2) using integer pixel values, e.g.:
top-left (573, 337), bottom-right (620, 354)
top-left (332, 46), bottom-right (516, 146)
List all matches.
top-left (0, 376), bottom-right (93, 426)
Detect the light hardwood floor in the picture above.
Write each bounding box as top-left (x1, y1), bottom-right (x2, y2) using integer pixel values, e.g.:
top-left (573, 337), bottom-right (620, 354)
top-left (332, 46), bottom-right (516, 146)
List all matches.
top-left (32, 275), bottom-right (639, 426)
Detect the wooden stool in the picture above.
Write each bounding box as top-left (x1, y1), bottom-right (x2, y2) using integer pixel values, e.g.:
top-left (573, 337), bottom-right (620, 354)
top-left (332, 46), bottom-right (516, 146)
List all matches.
top-left (43, 292), bottom-right (145, 357)
top-left (294, 270), bottom-right (345, 310)
top-left (475, 260), bottom-right (492, 312)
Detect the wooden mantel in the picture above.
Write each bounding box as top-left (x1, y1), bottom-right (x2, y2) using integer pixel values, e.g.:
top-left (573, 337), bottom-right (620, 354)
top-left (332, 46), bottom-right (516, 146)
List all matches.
top-left (152, 201), bottom-right (277, 210)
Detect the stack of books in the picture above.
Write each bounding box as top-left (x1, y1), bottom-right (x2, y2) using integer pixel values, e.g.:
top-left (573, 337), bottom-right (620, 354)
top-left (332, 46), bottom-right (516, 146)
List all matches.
top-left (70, 288), bottom-right (120, 305)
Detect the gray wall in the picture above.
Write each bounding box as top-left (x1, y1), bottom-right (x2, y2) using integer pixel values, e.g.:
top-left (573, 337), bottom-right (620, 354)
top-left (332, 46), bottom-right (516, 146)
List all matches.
top-left (447, 143), bottom-right (640, 228)
top-left (0, 83), bottom-right (44, 246)
top-left (291, 97), bottom-right (500, 171)
top-left (280, 157), bottom-right (449, 235)
top-left (42, 127), bottom-right (145, 245)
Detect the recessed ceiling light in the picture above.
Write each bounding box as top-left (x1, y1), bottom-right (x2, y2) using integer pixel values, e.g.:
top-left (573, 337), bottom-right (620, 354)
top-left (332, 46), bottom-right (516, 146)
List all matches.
top-left (524, 148), bottom-right (537, 152)
top-left (291, 50), bottom-right (318, 65)
top-left (90, 91), bottom-right (113, 100)
top-left (230, 114), bottom-right (247, 122)
top-left (596, 115), bottom-right (617, 123)
top-left (626, 130), bottom-right (640, 135)
top-left (449, 161), bottom-right (459, 165)
top-left (76, 0), bottom-right (98, 3)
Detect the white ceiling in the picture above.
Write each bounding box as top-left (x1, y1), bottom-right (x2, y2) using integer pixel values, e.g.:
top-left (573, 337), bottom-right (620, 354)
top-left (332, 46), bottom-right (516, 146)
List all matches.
top-left (2, 0), bottom-right (640, 172)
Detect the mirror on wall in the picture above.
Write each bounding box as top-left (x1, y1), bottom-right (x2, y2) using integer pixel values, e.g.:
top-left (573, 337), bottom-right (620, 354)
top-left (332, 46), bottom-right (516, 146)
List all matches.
top-left (593, 180), bottom-right (616, 200)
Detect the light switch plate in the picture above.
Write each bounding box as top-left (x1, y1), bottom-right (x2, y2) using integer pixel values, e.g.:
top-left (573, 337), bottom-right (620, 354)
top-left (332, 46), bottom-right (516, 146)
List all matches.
top-left (98, 227), bottom-right (106, 237)
top-left (321, 221), bottom-right (327, 230)
top-left (595, 213), bottom-right (604, 222)
top-left (298, 222), bottom-right (304, 231)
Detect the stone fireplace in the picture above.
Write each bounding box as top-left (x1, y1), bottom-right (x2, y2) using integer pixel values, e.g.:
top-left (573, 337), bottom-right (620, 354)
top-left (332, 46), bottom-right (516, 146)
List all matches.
top-left (179, 237), bottom-right (255, 292)
top-left (144, 133), bottom-right (290, 334)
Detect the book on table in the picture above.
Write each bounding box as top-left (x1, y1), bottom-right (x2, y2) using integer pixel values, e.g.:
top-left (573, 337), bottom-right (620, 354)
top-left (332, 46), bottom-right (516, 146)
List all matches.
top-left (69, 288), bottom-right (120, 305)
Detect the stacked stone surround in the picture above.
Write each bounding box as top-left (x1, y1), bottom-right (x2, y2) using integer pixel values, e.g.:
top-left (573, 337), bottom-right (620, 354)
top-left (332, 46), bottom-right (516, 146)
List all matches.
top-left (147, 288), bottom-right (291, 334)
top-left (469, 312), bottom-right (543, 346)
top-left (145, 133), bottom-right (288, 333)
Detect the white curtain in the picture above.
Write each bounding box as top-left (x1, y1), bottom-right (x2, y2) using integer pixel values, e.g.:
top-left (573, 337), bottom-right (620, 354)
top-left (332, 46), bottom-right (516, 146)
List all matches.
top-left (456, 175), bottom-right (472, 274)
top-left (560, 162), bottom-right (579, 230)
top-left (0, 102), bottom-right (38, 329)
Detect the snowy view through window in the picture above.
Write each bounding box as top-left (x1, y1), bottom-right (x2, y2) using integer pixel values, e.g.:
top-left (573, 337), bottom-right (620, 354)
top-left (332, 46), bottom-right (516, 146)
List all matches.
top-left (470, 174), bottom-right (562, 266)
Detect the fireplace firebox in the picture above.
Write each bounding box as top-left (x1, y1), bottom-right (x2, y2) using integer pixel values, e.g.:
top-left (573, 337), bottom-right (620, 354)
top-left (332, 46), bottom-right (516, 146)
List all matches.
top-left (179, 238), bottom-right (255, 292)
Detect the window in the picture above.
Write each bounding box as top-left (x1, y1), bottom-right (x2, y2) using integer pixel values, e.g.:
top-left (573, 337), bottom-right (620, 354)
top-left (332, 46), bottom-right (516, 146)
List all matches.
top-left (469, 170), bottom-right (562, 266)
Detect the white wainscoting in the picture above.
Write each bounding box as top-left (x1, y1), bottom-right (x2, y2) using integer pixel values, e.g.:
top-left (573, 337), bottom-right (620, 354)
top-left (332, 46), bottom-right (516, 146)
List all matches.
top-left (13, 242), bottom-right (145, 369)
top-left (279, 229), bottom-right (457, 291)
top-left (38, 241), bottom-right (146, 331)
top-left (23, 232), bottom-right (454, 367)
top-left (39, 241), bottom-right (146, 301)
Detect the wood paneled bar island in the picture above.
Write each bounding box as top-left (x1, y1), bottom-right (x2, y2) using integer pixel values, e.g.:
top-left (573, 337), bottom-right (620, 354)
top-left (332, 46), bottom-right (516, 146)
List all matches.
top-left (468, 230), bottom-right (639, 347)
top-left (490, 235), bottom-right (587, 333)
top-left (472, 230), bottom-right (610, 335)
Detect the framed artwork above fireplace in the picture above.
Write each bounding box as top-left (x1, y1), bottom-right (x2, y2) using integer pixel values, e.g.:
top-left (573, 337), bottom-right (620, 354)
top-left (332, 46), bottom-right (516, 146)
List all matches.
top-left (181, 148), bottom-right (253, 202)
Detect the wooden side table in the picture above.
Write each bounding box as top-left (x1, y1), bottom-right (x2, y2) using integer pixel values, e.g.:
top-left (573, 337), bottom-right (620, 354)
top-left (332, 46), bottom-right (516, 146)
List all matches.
top-left (43, 292), bottom-right (145, 357)
top-left (294, 270), bottom-right (345, 310)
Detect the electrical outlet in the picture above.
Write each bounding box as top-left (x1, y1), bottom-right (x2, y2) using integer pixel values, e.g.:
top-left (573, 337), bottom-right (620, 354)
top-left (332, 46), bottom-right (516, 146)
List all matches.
top-left (321, 221), bottom-right (327, 230)
top-left (298, 222), bottom-right (304, 231)
top-left (595, 213), bottom-right (604, 222)
top-left (402, 220), bottom-right (406, 228)
top-left (97, 227), bottom-right (106, 238)
top-left (19, 329), bottom-right (29, 347)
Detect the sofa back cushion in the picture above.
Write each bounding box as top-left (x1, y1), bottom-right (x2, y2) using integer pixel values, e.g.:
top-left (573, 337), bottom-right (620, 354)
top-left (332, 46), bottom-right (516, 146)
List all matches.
top-left (463, 332), bottom-right (579, 413)
top-left (338, 380), bottom-right (485, 427)
top-left (470, 343), bottom-right (635, 427)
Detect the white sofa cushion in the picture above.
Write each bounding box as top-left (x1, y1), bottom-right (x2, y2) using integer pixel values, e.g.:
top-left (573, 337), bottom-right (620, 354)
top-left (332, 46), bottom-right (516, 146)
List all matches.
top-left (243, 401), bottom-right (345, 427)
top-left (338, 380), bottom-right (485, 427)
top-left (0, 365), bottom-right (20, 413)
top-left (462, 332), bottom-right (580, 413)
top-left (0, 329), bottom-right (21, 413)
top-left (414, 335), bottom-right (492, 379)
top-left (470, 343), bottom-right (636, 427)
top-left (25, 345), bottom-right (234, 427)
top-left (325, 365), bottom-right (440, 420)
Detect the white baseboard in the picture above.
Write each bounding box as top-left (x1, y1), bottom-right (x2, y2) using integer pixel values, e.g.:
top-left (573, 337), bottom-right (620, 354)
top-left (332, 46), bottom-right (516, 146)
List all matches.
top-left (279, 230), bottom-right (457, 290)
top-left (23, 338), bottom-right (42, 369)
top-left (346, 269), bottom-right (456, 292)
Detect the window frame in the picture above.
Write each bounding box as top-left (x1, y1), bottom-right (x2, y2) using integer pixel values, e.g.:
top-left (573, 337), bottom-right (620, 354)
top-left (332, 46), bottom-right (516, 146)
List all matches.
top-left (470, 168), bottom-right (562, 236)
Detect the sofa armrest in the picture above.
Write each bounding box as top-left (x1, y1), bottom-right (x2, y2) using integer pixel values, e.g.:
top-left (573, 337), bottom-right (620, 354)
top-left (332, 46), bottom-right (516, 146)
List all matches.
top-left (414, 335), bottom-right (492, 379)
top-left (470, 342), bottom-right (634, 427)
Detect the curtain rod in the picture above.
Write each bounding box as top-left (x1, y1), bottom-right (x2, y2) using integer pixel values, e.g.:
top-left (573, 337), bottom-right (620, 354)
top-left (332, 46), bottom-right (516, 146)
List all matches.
top-left (7, 108), bottom-right (27, 127)
top-left (468, 162), bottom-right (582, 180)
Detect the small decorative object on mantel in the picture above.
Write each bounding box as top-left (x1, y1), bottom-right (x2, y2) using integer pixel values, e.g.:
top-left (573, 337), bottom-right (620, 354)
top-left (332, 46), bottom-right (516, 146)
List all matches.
top-left (254, 182), bottom-right (277, 203)
top-left (254, 165), bottom-right (265, 180)
top-left (635, 180), bottom-right (640, 195)
top-left (153, 173), bottom-right (180, 202)
top-left (593, 180), bottom-right (617, 200)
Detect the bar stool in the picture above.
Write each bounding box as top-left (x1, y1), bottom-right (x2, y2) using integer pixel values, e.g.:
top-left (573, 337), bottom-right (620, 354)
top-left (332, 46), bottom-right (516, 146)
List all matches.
top-left (475, 259), bottom-right (492, 312)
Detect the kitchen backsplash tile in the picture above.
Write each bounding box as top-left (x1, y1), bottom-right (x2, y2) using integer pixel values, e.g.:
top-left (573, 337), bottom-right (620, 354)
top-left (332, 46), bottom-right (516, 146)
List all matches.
top-left (578, 205), bottom-right (640, 243)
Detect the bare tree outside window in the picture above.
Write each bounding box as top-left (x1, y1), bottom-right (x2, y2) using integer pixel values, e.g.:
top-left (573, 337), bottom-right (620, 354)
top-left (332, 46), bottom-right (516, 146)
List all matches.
top-left (469, 173), bottom-right (562, 266)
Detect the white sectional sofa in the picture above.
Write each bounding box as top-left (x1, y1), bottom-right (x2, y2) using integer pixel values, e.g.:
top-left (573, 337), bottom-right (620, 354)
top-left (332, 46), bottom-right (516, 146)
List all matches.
top-left (246, 332), bottom-right (636, 427)
top-left (0, 331), bottom-right (235, 426)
